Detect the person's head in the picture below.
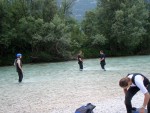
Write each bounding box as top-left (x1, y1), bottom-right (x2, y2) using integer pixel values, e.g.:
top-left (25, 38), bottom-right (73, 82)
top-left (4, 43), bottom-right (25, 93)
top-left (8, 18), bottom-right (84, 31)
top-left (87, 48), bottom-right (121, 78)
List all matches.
top-left (16, 53), bottom-right (22, 58)
top-left (119, 77), bottom-right (131, 89)
top-left (100, 50), bottom-right (103, 54)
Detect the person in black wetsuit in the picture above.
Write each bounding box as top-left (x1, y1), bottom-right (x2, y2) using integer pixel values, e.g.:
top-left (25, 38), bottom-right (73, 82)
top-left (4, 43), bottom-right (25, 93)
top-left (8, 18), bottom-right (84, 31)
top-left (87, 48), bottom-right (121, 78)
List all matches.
top-left (99, 50), bottom-right (106, 71)
top-left (119, 73), bottom-right (150, 113)
top-left (77, 51), bottom-right (83, 71)
top-left (14, 53), bottom-right (23, 83)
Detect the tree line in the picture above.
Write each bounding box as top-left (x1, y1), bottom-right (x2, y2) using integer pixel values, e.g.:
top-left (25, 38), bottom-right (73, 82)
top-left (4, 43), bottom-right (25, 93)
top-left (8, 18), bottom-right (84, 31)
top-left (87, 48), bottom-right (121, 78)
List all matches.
top-left (0, 0), bottom-right (150, 66)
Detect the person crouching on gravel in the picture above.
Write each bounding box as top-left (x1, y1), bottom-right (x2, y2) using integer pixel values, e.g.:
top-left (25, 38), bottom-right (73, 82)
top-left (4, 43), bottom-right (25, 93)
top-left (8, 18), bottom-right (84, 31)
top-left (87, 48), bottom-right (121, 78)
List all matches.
top-left (119, 73), bottom-right (150, 113)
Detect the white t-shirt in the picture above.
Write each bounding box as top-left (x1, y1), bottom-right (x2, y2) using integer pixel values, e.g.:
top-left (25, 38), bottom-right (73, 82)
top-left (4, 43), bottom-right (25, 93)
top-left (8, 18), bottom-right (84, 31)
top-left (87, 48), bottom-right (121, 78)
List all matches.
top-left (128, 74), bottom-right (148, 94)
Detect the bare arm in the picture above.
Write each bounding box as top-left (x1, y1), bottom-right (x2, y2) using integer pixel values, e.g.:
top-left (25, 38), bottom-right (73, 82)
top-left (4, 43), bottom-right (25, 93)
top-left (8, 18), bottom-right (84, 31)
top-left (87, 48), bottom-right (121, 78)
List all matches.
top-left (140, 92), bottom-right (150, 113)
top-left (142, 92), bottom-right (150, 108)
top-left (124, 89), bottom-right (127, 95)
top-left (79, 58), bottom-right (82, 62)
top-left (100, 58), bottom-right (104, 61)
top-left (135, 76), bottom-right (150, 108)
top-left (135, 76), bottom-right (150, 113)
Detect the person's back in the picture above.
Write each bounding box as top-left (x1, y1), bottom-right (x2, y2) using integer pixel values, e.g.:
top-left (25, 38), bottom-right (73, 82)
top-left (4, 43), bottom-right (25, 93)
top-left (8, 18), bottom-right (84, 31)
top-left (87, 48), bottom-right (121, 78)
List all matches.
top-left (15, 58), bottom-right (22, 72)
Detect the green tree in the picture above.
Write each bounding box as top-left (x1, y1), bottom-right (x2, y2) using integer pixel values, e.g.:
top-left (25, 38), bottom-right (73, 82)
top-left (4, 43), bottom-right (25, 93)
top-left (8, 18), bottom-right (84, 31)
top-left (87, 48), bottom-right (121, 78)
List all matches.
top-left (81, 10), bottom-right (107, 57)
top-left (137, 3), bottom-right (150, 54)
top-left (58, 0), bottom-right (76, 19)
top-left (81, 0), bottom-right (150, 56)
top-left (111, 0), bottom-right (148, 52)
top-left (42, 0), bottom-right (57, 22)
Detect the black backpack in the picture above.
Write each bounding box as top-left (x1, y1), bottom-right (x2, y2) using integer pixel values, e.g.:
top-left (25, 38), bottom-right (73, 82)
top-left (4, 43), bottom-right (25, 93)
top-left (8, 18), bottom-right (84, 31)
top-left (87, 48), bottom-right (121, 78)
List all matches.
top-left (75, 103), bottom-right (96, 113)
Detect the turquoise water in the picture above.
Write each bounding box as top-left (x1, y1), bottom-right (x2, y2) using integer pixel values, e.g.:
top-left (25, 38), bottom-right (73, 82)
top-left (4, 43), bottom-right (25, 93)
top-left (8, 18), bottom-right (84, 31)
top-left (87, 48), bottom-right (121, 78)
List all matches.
top-left (0, 55), bottom-right (150, 84)
top-left (0, 55), bottom-right (150, 113)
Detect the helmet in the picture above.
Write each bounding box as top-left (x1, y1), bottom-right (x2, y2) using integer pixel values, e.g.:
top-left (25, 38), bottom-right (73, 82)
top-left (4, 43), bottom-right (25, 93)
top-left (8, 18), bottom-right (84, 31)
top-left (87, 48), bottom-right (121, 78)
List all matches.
top-left (16, 53), bottom-right (22, 57)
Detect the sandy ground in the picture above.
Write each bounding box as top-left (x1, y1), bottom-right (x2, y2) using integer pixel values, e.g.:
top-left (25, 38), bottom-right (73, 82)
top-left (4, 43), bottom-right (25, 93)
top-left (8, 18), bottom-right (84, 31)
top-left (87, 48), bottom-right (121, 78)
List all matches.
top-left (0, 56), bottom-right (150, 113)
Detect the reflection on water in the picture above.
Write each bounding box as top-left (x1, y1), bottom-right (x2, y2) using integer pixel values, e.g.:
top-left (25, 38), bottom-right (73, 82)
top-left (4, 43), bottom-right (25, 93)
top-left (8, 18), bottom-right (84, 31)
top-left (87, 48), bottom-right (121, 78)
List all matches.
top-left (0, 55), bottom-right (150, 113)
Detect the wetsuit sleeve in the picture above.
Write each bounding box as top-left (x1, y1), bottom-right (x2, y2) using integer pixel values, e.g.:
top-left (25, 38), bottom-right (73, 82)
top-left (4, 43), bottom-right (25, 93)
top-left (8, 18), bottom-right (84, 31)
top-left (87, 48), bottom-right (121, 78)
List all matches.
top-left (135, 75), bottom-right (148, 94)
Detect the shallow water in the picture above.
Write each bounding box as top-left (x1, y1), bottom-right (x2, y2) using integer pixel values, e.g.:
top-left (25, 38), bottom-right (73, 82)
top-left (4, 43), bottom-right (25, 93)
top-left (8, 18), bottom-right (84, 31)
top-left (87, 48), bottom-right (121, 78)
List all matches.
top-left (0, 55), bottom-right (150, 113)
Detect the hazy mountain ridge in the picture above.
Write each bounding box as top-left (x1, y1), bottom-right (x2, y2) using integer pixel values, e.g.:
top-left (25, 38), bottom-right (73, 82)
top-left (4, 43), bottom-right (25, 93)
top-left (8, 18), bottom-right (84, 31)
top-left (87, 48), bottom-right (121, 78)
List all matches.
top-left (57, 0), bottom-right (97, 20)
top-left (57, 0), bottom-right (150, 21)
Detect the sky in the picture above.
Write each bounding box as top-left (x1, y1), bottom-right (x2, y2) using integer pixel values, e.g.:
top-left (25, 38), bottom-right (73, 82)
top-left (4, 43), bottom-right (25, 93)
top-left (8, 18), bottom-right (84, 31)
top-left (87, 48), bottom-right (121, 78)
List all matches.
top-left (72, 0), bottom-right (97, 20)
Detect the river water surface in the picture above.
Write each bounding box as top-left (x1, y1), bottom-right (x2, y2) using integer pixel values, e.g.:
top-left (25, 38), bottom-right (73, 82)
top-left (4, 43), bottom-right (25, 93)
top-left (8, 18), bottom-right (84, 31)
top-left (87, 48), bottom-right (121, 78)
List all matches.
top-left (0, 55), bottom-right (150, 113)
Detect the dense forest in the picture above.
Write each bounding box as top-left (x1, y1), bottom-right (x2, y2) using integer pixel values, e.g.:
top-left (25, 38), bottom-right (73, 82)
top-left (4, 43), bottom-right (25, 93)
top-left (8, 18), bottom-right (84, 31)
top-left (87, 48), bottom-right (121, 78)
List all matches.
top-left (0, 0), bottom-right (150, 66)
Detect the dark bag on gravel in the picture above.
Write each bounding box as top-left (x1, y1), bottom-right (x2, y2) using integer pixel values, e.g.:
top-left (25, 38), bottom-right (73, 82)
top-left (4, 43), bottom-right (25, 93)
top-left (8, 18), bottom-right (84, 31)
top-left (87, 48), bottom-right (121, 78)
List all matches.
top-left (75, 103), bottom-right (96, 113)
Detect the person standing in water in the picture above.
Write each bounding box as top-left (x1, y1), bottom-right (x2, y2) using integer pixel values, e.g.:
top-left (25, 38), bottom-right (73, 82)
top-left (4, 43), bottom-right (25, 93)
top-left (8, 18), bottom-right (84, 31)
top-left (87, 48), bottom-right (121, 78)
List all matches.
top-left (99, 50), bottom-right (106, 71)
top-left (77, 51), bottom-right (83, 71)
top-left (119, 73), bottom-right (150, 113)
top-left (14, 53), bottom-right (23, 83)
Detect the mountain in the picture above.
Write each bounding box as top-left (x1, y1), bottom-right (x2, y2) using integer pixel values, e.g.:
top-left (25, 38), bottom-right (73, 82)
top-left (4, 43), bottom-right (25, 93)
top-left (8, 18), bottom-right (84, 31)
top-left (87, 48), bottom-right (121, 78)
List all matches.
top-left (72, 0), bottom-right (97, 20)
top-left (57, 0), bottom-right (150, 21)
top-left (57, 0), bottom-right (97, 21)
top-left (145, 0), bottom-right (150, 2)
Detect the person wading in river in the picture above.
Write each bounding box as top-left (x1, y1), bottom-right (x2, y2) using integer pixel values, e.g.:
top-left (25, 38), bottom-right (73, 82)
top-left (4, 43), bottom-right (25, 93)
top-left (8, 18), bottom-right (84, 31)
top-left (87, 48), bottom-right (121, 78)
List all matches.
top-left (99, 50), bottom-right (106, 71)
top-left (14, 53), bottom-right (23, 83)
top-left (119, 73), bottom-right (150, 113)
top-left (77, 51), bottom-right (83, 71)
